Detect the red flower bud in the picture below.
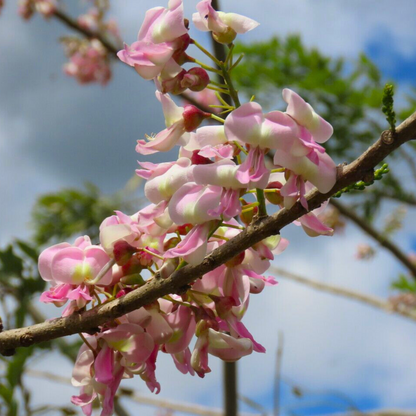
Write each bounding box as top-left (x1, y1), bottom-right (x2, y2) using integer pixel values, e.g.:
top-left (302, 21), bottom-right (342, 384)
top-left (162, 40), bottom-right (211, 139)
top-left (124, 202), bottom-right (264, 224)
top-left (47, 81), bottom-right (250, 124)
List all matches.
top-left (182, 105), bottom-right (212, 132)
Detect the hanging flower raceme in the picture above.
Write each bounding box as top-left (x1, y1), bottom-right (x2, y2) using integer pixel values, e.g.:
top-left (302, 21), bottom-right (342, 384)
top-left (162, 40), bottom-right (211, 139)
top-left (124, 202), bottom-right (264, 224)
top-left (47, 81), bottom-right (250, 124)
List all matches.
top-left (35, 2), bottom-right (344, 415)
top-left (117, 0), bottom-right (189, 80)
top-left (62, 38), bottom-right (112, 85)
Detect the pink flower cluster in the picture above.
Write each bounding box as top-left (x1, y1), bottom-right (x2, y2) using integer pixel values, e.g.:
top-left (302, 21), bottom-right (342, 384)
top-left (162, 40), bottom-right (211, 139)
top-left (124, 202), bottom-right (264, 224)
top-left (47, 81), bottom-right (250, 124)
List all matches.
top-left (37, 1), bottom-right (338, 415)
top-left (117, 0), bottom-right (257, 95)
top-left (62, 38), bottom-right (112, 85)
top-left (18, 0), bottom-right (56, 20)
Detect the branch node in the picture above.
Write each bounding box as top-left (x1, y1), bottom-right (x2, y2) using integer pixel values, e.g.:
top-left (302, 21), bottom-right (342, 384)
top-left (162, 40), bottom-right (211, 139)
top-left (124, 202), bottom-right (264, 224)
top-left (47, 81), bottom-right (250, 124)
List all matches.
top-left (20, 333), bottom-right (34, 347)
top-left (381, 130), bottom-right (395, 145)
top-left (362, 169), bottom-right (375, 184)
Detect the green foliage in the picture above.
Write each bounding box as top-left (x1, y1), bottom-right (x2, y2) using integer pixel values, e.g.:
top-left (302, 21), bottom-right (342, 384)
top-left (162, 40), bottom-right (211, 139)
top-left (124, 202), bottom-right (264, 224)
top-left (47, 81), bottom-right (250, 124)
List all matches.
top-left (391, 274), bottom-right (416, 293)
top-left (233, 35), bottom-right (384, 158)
top-left (382, 84), bottom-right (396, 131)
top-left (31, 183), bottom-right (125, 245)
top-left (0, 346), bottom-right (34, 416)
top-left (332, 164), bottom-right (390, 198)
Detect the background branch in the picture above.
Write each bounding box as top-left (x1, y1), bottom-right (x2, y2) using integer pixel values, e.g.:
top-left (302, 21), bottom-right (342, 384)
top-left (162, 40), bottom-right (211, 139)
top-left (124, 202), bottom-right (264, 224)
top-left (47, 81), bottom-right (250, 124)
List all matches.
top-left (271, 266), bottom-right (416, 322)
top-left (330, 199), bottom-right (416, 279)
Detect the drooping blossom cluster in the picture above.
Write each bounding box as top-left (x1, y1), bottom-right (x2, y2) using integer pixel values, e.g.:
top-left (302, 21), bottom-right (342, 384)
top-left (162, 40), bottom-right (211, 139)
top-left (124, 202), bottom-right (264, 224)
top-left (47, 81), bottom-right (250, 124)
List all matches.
top-left (37, 1), bottom-right (338, 415)
top-left (62, 38), bottom-right (113, 85)
top-left (18, 0), bottom-right (56, 20)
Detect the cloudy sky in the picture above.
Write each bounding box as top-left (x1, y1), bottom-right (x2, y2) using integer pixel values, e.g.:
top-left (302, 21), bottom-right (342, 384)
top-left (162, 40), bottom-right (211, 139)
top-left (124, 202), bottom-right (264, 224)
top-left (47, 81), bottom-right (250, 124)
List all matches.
top-left (1, 0), bottom-right (416, 415)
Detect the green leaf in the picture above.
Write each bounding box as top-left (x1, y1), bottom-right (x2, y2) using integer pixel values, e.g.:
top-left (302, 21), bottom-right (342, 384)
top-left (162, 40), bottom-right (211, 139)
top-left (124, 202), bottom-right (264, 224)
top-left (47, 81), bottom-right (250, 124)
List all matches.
top-left (391, 274), bottom-right (416, 293)
top-left (6, 346), bottom-right (34, 388)
top-left (15, 240), bottom-right (39, 262)
top-left (0, 246), bottom-right (24, 277)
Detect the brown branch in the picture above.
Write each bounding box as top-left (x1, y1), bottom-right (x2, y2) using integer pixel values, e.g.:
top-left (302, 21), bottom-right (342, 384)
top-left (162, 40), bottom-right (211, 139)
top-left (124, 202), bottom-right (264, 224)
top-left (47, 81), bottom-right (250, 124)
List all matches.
top-left (53, 9), bottom-right (120, 55)
top-left (370, 189), bottom-right (416, 206)
top-left (52, 8), bottom-right (214, 115)
top-left (271, 267), bottom-right (416, 323)
top-left (330, 199), bottom-right (416, 279)
top-left (0, 113), bottom-right (415, 354)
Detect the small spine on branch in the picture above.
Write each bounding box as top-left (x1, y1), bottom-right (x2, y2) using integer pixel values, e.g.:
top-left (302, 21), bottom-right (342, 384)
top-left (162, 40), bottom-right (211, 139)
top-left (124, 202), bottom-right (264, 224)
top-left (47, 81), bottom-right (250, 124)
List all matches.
top-left (332, 163), bottom-right (390, 198)
top-left (382, 84), bottom-right (396, 133)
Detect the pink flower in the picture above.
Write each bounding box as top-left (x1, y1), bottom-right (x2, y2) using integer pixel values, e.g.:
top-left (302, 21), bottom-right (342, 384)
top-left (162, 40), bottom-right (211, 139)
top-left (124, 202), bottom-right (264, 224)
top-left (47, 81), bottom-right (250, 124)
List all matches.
top-left (283, 88), bottom-right (333, 143)
top-left (38, 236), bottom-right (112, 287)
top-left (144, 158), bottom-right (195, 203)
top-left (139, 0), bottom-right (187, 44)
top-left (193, 0), bottom-right (259, 44)
top-left (118, 0), bottom-right (189, 80)
top-left (164, 222), bottom-right (211, 265)
top-left (168, 182), bottom-right (223, 225)
top-left (136, 92), bottom-right (211, 155)
top-left (63, 39), bottom-right (111, 85)
top-left (225, 101), bottom-right (299, 151)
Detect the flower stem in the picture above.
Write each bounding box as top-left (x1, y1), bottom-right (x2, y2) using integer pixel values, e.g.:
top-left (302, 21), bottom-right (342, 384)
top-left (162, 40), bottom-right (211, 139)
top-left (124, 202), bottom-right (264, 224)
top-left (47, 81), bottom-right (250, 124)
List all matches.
top-left (256, 189), bottom-right (268, 218)
top-left (89, 258), bottom-right (115, 285)
top-left (211, 114), bottom-right (225, 124)
top-left (141, 247), bottom-right (164, 261)
top-left (192, 39), bottom-right (222, 66)
top-left (79, 333), bottom-right (97, 357)
top-left (192, 59), bottom-right (222, 74)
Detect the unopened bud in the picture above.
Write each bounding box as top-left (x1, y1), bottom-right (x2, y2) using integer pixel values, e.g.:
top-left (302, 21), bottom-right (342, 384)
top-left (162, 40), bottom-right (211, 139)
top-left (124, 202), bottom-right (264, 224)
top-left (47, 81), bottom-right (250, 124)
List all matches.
top-left (164, 237), bottom-right (181, 251)
top-left (181, 68), bottom-right (210, 92)
top-left (159, 258), bottom-right (179, 279)
top-left (239, 199), bottom-right (258, 226)
top-left (212, 27), bottom-right (237, 45)
top-left (265, 181), bottom-right (283, 205)
top-left (116, 287), bottom-right (134, 298)
top-left (191, 150), bottom-right (213, 165)
top-left (113, 240), bottom-right (137, 266)
top-left (172, 33), bottom-right (191, 65)
top-left (120, 273), bottom-right (145, 286)
top-left (182, 105), bottom-right (212, 132)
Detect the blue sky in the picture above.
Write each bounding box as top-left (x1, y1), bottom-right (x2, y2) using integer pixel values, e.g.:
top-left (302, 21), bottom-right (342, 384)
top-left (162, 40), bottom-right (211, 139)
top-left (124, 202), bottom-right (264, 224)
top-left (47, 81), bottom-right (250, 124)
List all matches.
top-left (2, 1), bottom-right (416, 415)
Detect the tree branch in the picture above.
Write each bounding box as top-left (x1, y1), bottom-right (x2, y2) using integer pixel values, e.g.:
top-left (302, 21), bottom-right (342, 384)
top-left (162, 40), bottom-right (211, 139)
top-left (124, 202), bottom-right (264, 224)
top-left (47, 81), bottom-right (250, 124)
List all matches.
top-left (51, 7), bottom-right (214, 114)
top-left (0, 113), bottom-right (415, 354)
top-left (330, 199), bottom-right (416, 279)
top-left (53, 8), bottom-right (120, 55)
top-left (271, 266), bottom-right (416, 323)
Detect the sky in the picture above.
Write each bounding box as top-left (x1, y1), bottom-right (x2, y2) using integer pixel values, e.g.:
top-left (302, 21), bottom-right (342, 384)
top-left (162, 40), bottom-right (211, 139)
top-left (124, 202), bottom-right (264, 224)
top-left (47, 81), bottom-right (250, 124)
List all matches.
top-left (1, 0), bottom-right (416, 415)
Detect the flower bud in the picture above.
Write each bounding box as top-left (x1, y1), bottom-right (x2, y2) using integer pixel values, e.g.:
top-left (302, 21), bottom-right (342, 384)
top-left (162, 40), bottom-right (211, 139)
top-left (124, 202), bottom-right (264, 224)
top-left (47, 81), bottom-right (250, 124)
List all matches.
top-left (116, 287), bottom-right (134, 298)
top-left (239, 199), bottom-right (258, 226)
top-left (113, 240), bottom-right (138, 266)
top-left (164, 237), bottom-right (181, 251)
top-left (172, 33), bottom-right (192, 65)
top-left (265, 182), bottom-right (284, 205)
top-left (212, 26), bottom-right (237, 44)
top-left (181, 68), bottom-right (210, 92)
top-left (182, 106), bottom-right (212, 132)
top-left (191, 150), bottom-right (213, 165)
top-left (176, 224), bottom-right (194, 235)
top-left (159, 258), bottom-right (179, 279)
top-left (120, 273), bottom-right (145, 286)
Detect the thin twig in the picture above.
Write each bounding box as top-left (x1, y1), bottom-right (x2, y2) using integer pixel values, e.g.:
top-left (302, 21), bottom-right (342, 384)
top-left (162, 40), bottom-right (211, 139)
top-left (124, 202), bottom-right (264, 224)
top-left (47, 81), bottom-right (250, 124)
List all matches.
top-left (271, 266), bottom-right (416, 323)
top-left (330, 199), bottom-right (416, 279)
